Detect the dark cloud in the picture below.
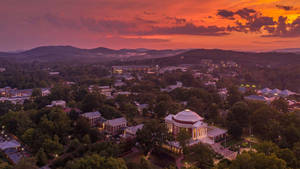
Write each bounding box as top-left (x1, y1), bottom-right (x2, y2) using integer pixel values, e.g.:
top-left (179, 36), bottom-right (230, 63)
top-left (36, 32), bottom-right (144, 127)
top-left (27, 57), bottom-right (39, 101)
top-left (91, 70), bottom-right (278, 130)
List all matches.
top-left (80, 17), bottom-right (138, 35)
top-left (264, 16), bottom-right (300, 37)
top-left (276, 5), bottom-right (294, 11)
top-left (217, 9), bottom-right (235, 20)
top-left (235, 8), bottom-right (256, 20)
top-left (165, 16), bottom-right (187, 24)
top-left (134, 17), bottom-right (158, 24)
top-left (29, 13), bottom-right (226, 37)
top-left (141, 23), bottom-right (228, 36)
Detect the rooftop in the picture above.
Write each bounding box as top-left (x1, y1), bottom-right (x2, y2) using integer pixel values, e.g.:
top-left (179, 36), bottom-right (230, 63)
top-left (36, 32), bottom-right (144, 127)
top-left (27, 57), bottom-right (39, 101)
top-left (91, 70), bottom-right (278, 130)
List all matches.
top-left (81, 111), bottom-right (101, 119)
top-left (106, 117), bottom-right (127, 126)
top-left (173, 109), bottom-right (203, 123)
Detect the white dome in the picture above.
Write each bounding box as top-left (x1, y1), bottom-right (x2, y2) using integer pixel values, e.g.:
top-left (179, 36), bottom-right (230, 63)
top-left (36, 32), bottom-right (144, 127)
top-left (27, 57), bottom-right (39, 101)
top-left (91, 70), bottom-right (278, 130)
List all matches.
top-left (173, 109), bottom-right (203, 123)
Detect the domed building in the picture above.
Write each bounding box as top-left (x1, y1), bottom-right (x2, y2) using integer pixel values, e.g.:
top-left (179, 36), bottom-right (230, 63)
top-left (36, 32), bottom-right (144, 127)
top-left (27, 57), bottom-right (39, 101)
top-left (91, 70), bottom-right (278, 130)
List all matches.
top-left (164, 109), bottom-right (228, 154)
top-left (165, 109), bottom-right (208, 140)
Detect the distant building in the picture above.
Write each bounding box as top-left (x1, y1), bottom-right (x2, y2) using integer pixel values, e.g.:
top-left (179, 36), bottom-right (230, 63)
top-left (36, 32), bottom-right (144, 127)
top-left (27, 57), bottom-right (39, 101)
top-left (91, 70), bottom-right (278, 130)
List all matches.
top-left (121, 124), bottom-right (144, 139)
top-left (159, 66), bottom-right (187, 74)
top-left (244, 95), bottom-right (274, 103)
top-left (98, 86), bottom-right (113, 97)
top-left (258, 88), bottom-right (296, 97)
top-left (112, 65), bottom-right (159, 74)
top-left (0, 138), bottom-right (23, 164)
top-left (114, 80), bottom-right (126, 87)
top-left (161, 81), bottom-right (183, 92)
top-left (10, 89), bottom-right (33, 97)
top-left (81, 111), bottom-right (104, 127)
top-left (88, 85), bottom-right (113, 98)
top-left (134, 102), bottom-right (149, 114)
top-left (47, 100), bottom-right (66, 108)
top-left (49, 72), bottom-right (60, 75)
top-left (41, 88), bottom-right (51, 96)
top-left (104, 117), bottom-right (127, 135)
top-left (218, 88), bottom-right (228, 100)
top-left (0, 68), bottom-right (6, 72)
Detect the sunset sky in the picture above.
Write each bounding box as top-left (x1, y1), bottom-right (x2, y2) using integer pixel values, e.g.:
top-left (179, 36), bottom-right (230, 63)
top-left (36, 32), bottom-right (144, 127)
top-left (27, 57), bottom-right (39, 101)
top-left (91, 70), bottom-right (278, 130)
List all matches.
top-left (1, 0), bottom-right (300, 51)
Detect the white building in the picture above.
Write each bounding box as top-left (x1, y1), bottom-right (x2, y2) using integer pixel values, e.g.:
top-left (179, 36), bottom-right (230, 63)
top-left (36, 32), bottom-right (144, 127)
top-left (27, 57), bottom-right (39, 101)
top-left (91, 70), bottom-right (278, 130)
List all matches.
top-left (161, 81), bottom-right (183, 92)
top-left (81, 111), bottom-right (103, 127)
top-left (164, 109), bottom-right (227, 153)
top-left (47, 100), bottom-right (66, 108)
top-left (121, 124), bottom-right (144, 139)
top-left (104, 117), bottom-right (127, 135)
top-left (41, 88), bottom-right (51, 96)
top-left (165, 109), bottom-right (208, 141)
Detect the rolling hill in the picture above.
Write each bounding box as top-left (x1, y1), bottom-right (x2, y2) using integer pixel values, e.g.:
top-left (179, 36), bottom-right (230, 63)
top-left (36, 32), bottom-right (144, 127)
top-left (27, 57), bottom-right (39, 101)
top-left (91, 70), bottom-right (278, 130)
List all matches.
top-left (128, 49), bottom-right (300, 68)
top-left (0, 46), bottom-right (186, 63)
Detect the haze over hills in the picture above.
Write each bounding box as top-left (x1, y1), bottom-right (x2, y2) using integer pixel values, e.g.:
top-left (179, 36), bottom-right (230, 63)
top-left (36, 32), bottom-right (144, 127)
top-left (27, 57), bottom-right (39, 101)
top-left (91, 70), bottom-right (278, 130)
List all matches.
top-left (128, 49), bottom-right (300, 68)
top-left (0, 46), bottom-right (186, 63)
top-left (0, 46), bottom-right (299, 67)
top-left (272, 48), bottom-right (300, 54)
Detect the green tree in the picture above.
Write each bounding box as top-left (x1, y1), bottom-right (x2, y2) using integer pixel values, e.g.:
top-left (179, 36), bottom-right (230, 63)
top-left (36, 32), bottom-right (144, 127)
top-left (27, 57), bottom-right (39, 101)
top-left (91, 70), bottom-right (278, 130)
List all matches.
top-left (82, 134), bottom-right (91, 145)
top-left (0, 160), bottom-right (12, 169)
top-left (36, 148), bottom-right (48, 166)
top-left (177, 128), bottom-right (191, 154)
top-left (271, 98), bottom-right (289, 113)
top-left (229, 152), bottom-right (287, 169)
top-left (15, 157), bottom-right (38, 169)
top-left (255, 141), bottom-right (279, 155)
top-left (186, 144), bottom-right (214, 169)
top-left (42, 137), bottom-right (63, 155)
top-left (276, 148), bottom-right (297, 168)
top-left (136, 120), bottom-right (173, 158)
top-left (32, 88), bottom-right (42, 98)
top-left (227, 86), bottom-right (243, 106)
top-left (65, 154), bottom-right (127, 169)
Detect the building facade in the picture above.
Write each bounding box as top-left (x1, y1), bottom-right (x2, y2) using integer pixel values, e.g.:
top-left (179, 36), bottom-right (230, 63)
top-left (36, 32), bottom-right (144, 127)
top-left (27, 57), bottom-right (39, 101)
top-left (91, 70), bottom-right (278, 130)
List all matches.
top-left (81, 111), bottom-right (103, 127)
top-left (165, 109), bottom-right (208, 141)
top-left (104, 117), bottom-right (127, 135)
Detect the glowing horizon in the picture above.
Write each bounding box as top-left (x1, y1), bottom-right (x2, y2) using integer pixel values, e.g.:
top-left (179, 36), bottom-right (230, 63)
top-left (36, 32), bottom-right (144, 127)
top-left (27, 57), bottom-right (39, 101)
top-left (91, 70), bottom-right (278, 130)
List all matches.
top-left (1, 0), bottom-right (300, 51)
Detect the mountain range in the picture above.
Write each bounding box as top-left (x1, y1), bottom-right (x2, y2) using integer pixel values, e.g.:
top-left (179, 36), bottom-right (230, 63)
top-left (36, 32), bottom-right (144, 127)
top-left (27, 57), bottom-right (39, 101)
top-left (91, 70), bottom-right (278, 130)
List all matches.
top-left (0, 46), bottom-right (186, 63)
top-left (0, 46), bottom-right (299, 67)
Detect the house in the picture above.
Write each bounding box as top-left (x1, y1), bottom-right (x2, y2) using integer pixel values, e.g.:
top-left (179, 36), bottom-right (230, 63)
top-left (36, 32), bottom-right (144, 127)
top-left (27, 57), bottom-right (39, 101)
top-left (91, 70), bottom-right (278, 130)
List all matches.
top-left (259, 88), bottom-right (296, 97)
top-left (10, 89), bottom-right (33, 97)
top-left (114, 80), bottom-right (126, 87)
top-left (47, 100), bottom-right (66, 108)
top-left (270, 89), bottom-right (281, 96)
top-left (204, 81), bottom-right (216, 87)
top-left (0, 68), bottom-right (6, 72)
top-left (161, 81), bottom-right (183, 92)
top-left (112, 65), bottom-right (159, 75)
top-left (81, 111), bottom-right (104, 127)
top-left (244, 95), bottom-right (273, 103)
top-left (121, 124), bottom-right (144, 139)
top-left (98, 86), bottom-right (113, 97)
top-left (159, 66), bottom-right (187, 74)
top-left (134, 102), bottom-right (149, 114)
top-left (104, 117), bottom-right (127, 135)
top-left (88, 85), bottom-right (113, 98)
top-left (218, 88), bottom-right (228, 100)
top-left (49, 72), bottom-right (60, 75)
top-left (41, 88), bottom-right (51, 96)
top-left (279, 89), bottom-right (296, 97)
top-left (114, 91), bottom-right (132, 97)
top-left (0, 137), bottom-right (25, 164)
